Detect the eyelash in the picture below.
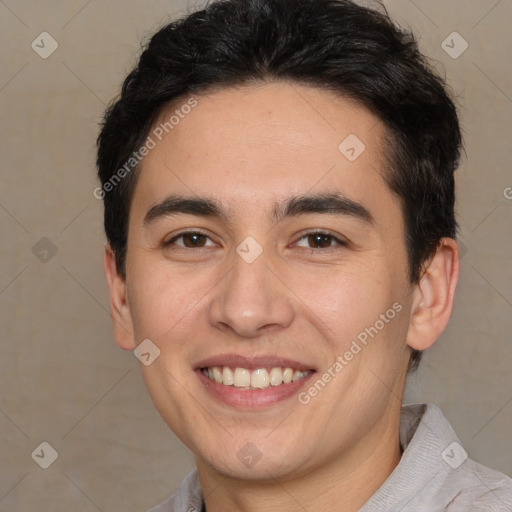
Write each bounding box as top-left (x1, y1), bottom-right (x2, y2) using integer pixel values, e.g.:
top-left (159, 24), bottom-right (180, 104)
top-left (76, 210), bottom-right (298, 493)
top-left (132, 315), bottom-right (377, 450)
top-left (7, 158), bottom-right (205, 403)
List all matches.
top-left (162, 229), bottom-right (348, 251)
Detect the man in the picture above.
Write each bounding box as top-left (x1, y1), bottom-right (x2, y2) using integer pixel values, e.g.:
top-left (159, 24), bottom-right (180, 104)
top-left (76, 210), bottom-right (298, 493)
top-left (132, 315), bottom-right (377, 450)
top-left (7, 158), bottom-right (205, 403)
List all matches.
top-left (96, 0), bottom-right (512, 510)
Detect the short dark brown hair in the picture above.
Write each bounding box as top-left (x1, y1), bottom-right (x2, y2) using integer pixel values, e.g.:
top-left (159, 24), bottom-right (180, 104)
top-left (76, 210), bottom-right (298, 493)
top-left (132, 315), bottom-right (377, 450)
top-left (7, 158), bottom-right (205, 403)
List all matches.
top-left (96, 0), bottom-right (462, 372)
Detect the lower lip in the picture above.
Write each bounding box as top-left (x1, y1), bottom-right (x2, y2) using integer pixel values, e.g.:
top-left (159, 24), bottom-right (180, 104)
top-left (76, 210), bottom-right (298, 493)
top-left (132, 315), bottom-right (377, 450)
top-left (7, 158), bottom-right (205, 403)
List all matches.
top-left (196, 370), bottom-right (315, 409)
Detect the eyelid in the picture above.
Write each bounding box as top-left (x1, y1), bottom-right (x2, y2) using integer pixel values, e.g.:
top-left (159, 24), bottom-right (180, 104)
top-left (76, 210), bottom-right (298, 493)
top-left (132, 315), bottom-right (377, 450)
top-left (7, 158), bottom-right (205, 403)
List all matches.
top-left (161, 228), bottom-right (349, 250)
top-left (163, 229), bottom-right (217, 247)
top-left (293, 229), bottom-right (349, 248)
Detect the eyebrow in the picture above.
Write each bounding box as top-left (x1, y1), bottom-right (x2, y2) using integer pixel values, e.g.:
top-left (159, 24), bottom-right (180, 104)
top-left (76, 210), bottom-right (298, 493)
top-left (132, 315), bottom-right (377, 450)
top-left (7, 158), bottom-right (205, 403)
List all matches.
top-left (143, 192), bottom-right (374, 226)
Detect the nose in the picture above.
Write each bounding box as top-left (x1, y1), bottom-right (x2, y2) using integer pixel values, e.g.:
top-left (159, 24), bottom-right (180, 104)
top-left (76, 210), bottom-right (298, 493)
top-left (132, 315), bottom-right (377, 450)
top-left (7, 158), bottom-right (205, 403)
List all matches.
top-left (208, 247), bottom-right (295, 338)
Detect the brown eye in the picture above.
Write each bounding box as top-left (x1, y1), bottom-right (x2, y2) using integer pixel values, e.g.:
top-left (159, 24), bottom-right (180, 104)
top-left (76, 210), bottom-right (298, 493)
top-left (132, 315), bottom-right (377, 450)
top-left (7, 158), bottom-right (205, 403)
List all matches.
top-left (307, 233), bottom-right (334, 248)
top-left (296, 231), bottom-right (347, 249)
top-left (164, 231), bottom-right (215, 248)
top-left (181, 233), bottom-right (207, 247)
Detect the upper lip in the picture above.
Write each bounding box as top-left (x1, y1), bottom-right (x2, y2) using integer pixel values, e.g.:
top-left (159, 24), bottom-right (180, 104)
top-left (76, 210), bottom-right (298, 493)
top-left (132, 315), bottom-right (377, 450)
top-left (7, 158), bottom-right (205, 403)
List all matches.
top-left (194, 354), bottom-right (315, 372)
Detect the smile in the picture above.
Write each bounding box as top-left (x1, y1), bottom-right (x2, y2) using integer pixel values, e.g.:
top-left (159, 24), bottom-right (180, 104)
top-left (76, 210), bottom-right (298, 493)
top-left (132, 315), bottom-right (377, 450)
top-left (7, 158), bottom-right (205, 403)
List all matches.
top-left (195, 354), bottom-right (316, 408)
top-left (201, 366), bottom-right (312, 390)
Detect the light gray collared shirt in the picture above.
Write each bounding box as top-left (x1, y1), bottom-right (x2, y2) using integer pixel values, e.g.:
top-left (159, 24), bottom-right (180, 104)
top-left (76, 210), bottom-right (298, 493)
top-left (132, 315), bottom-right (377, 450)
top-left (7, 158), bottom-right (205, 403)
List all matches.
top-left (149, 403), bottom-right (512, 511)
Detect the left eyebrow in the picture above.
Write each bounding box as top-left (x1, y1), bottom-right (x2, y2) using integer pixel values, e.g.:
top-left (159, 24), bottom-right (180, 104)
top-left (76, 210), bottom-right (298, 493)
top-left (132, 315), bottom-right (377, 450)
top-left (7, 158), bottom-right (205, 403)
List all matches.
top-left (143, 192), bottom-right (374, 227)
top-left (272, 192), bottom-right (374, 225)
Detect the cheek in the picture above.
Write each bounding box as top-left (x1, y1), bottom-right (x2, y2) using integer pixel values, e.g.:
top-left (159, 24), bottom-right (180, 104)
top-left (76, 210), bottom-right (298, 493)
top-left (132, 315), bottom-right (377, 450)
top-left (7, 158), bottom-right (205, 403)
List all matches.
top-left (292, 262), bottom-right (405, 357)
top-left (126, 260), bottom-right (209, 343)
top-left (291, 265), bottom-right (380, 343)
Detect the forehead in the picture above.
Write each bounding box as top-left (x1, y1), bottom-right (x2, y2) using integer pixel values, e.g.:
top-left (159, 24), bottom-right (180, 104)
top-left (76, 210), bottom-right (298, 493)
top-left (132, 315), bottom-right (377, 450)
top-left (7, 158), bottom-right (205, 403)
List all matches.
top-left (132, 81), bottom-right (400, 228)
top-left (154, 82), bottom-right (383, 167)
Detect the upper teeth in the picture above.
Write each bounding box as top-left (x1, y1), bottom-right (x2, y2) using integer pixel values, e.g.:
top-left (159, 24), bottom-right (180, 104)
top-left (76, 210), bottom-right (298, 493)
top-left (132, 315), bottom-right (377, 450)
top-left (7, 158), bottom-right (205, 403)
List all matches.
top-left (202, 366), bottom-right (311, 389)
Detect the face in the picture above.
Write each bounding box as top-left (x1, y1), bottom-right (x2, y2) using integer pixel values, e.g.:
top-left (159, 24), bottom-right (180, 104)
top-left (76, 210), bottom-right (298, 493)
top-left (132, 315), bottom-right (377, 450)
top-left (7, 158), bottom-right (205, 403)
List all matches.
top-left (119, 82), bottom-right (416, 481)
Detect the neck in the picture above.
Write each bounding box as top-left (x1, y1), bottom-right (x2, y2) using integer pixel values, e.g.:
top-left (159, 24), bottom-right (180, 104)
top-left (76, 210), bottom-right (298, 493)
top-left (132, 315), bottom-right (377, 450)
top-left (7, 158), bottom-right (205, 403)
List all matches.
top-left (196, 409), bottom-right (403, 512)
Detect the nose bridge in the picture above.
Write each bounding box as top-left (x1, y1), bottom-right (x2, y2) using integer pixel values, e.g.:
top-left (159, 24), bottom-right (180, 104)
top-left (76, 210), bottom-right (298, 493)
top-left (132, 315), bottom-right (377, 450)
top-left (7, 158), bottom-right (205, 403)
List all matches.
top-left (208, 240), bottom-right (295, 337)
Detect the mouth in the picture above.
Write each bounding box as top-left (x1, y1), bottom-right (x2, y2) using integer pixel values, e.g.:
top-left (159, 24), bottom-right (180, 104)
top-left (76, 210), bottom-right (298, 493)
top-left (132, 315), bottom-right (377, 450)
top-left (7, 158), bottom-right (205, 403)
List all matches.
top-left (200, 366), bottom-right (312, 390)
top-left (195, 355), bottom-right (316, 409)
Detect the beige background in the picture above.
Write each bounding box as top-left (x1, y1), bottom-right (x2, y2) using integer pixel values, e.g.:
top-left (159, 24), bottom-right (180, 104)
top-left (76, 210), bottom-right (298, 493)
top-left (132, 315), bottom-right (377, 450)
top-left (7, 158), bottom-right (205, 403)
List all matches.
top-left (0, 0), bottom-right (511, 510)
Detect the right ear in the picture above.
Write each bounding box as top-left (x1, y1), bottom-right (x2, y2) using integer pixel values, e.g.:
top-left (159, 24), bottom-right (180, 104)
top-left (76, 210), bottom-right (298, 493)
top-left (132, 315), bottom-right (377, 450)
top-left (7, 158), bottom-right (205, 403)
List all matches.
top-left (103, 245), bottom-right (136, 350)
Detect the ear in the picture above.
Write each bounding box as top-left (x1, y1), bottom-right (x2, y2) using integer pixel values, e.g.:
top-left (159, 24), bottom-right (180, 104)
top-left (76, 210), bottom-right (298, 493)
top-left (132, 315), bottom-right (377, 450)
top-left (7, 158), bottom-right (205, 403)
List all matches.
top-left (103, 244), bottom-right (136, 350)
top-left (406, 238), bottom-right (460, 351)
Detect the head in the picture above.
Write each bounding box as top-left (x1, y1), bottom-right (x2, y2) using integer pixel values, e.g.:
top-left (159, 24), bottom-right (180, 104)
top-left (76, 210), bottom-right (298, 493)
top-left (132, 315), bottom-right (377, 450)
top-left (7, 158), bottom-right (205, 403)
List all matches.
top-left (98, 0), bottom-right (461, 484)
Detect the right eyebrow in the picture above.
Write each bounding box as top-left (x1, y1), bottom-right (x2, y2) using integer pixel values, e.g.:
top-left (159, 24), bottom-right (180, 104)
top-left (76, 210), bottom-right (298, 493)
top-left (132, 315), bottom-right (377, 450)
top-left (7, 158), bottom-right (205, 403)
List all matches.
top-left (144, 195), bottom-right (231, 227)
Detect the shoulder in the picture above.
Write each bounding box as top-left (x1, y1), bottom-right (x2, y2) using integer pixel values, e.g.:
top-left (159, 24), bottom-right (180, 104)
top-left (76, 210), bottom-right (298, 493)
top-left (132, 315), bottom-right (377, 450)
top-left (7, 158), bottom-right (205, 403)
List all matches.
top-left (362, 403), bottom-right (512, 512)
top-left (442, 456), bottom-right (512, 511)
top-left (407, 403), bottom-right (512, 512)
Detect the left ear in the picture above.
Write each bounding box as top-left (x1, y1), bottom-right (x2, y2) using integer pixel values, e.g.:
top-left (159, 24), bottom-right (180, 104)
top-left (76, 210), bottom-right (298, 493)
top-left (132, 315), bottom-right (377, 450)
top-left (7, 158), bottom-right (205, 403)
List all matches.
top-left (406, 237), bottom-right (460, 351)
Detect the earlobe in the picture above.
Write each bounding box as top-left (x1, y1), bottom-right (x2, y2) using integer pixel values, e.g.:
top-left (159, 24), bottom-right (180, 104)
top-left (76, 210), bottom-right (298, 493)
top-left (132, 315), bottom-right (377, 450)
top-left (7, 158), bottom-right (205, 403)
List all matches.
top-left (406, 238), bottom-right (460, 352)
top-left (103, 245), bottom-right (136, 350)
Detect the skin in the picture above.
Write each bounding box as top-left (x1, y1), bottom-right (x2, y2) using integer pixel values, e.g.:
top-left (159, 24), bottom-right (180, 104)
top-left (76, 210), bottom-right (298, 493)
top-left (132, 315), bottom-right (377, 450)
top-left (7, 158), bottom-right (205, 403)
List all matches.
top-left (104, 81), bottom-right (459, 511)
